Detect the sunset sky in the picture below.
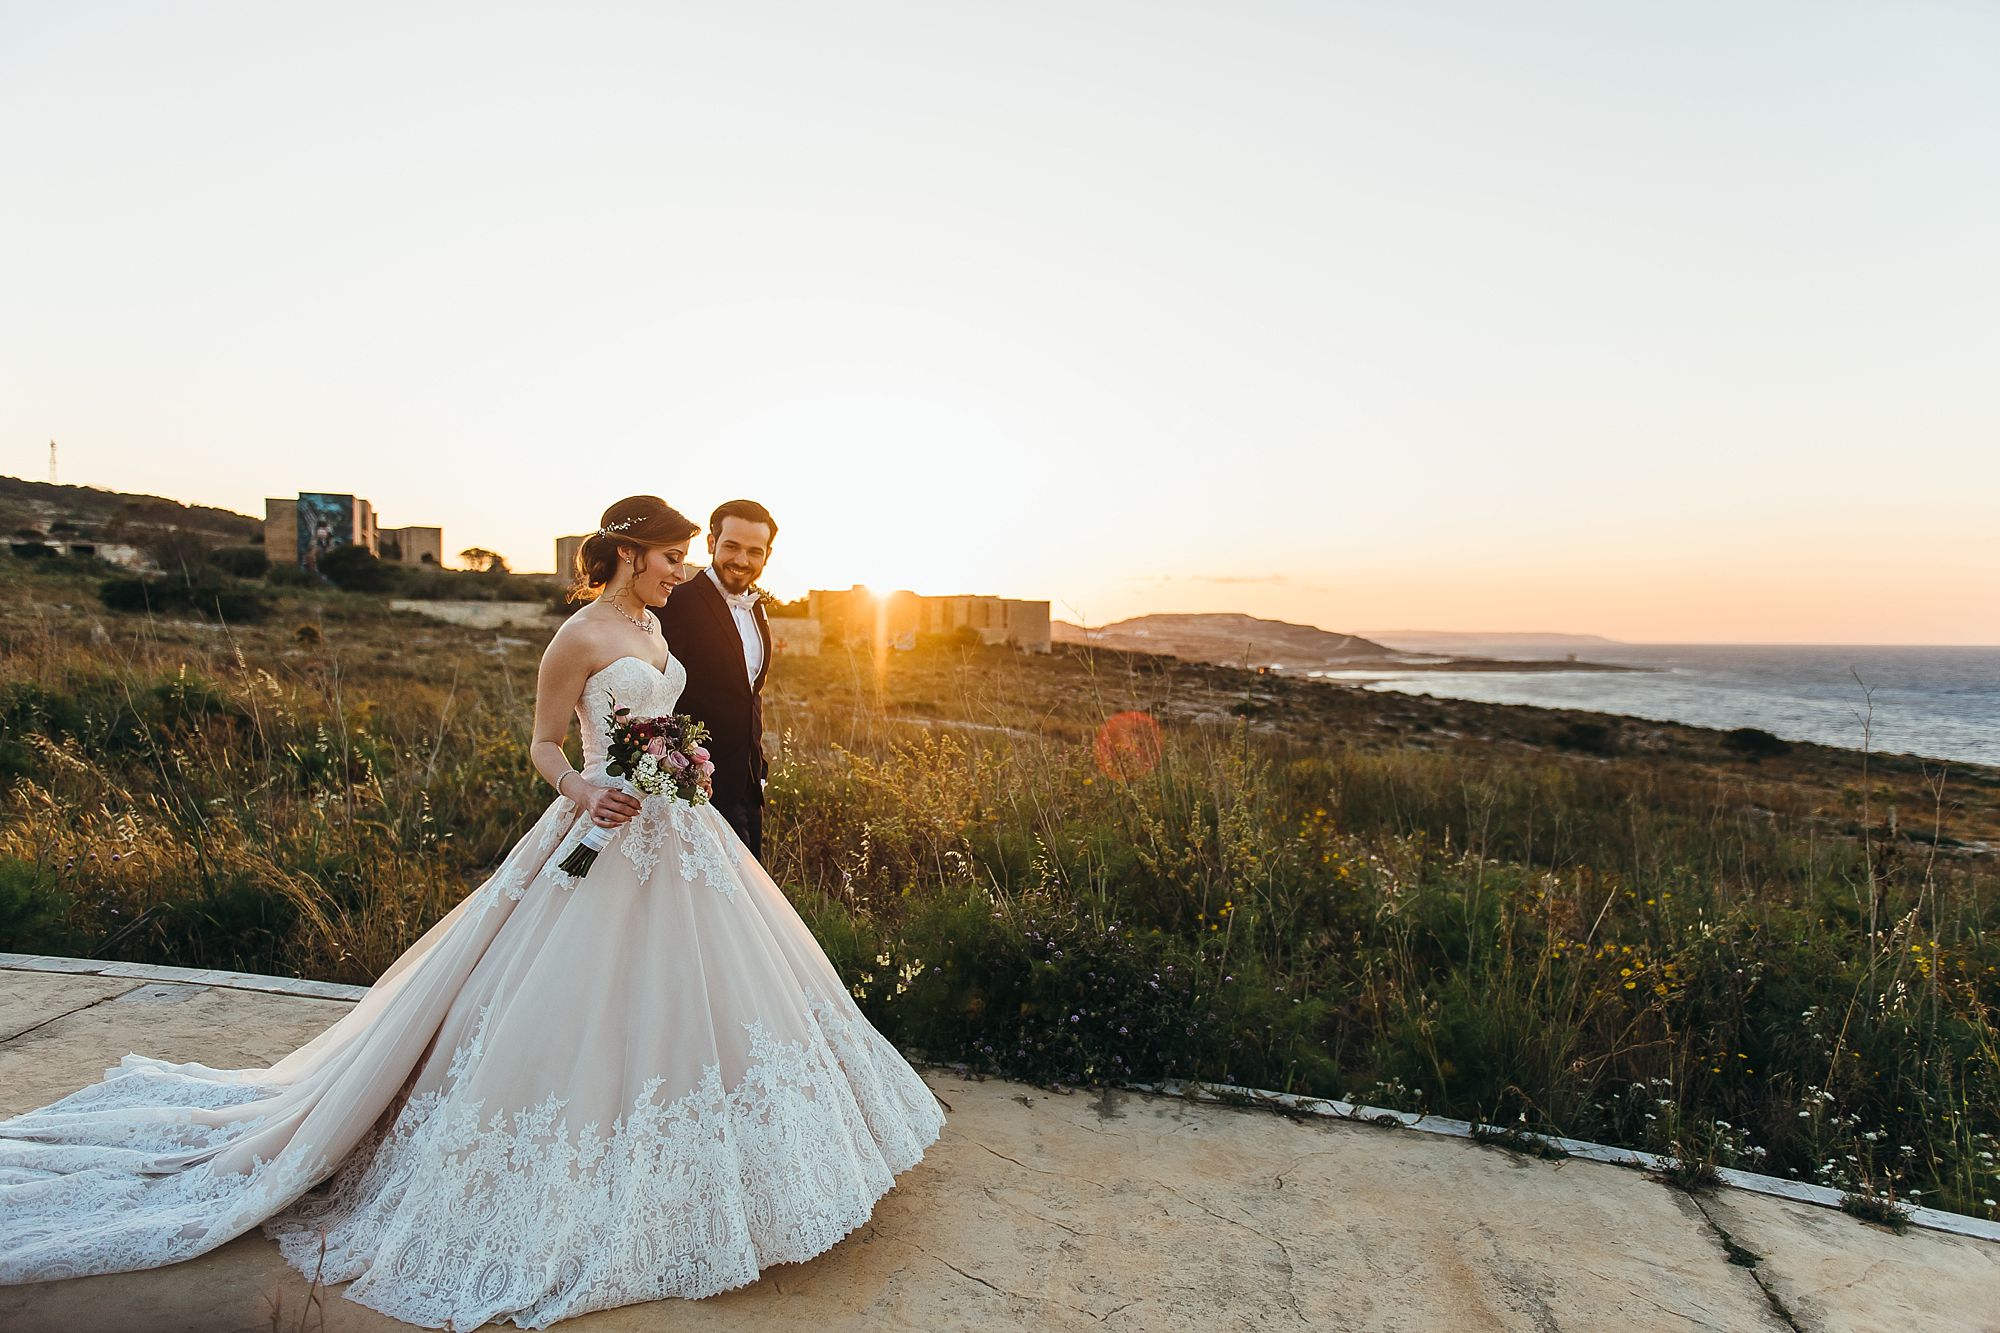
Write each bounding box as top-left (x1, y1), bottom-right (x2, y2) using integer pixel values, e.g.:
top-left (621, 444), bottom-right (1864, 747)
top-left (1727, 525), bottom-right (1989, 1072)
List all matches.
top-left (3, 1), bottom-right (1996, 643)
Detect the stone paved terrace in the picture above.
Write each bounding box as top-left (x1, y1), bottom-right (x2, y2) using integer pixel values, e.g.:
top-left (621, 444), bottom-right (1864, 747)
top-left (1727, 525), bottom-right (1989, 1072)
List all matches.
top-left (3, 956), bottom-right (1998, 1333)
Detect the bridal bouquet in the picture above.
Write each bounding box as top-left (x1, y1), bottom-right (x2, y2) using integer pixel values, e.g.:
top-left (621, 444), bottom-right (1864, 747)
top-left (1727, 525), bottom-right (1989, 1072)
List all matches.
top-left (556, 705), bottom-right (716, 878)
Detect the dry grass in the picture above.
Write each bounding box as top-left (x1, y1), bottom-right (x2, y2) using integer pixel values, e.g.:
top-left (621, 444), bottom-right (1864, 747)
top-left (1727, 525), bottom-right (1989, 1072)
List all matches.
top-left (3, 553), bottom-right (1998, 1221)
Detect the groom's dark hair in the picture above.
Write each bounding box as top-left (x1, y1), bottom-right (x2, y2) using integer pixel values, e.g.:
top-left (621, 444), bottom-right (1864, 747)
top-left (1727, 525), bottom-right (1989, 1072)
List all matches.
top-left (710, 499), bottom-right (777, 543)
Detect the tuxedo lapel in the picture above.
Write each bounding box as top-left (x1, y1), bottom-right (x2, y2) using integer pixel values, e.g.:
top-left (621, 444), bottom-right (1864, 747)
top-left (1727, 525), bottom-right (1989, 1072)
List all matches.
top-left (693, 569), bottom-right (740, 647)
top-left (686, 570), bottom-right (765, 698)
top-left (752, 602), bottom-right (772, 696)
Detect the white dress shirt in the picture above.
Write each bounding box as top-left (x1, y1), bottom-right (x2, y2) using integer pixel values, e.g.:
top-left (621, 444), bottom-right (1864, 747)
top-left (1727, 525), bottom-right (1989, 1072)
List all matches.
top-left (706, 566), bottom-right (763, 687)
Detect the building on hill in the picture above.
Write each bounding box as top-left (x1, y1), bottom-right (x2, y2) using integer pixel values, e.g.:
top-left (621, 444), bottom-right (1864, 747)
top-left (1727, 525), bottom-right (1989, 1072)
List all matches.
top-left (555, 534), bottom-right (587, 582)
top-left (7, 531), bottom-right (145, 568)
top-left (380, 526), bottom-right (442, 566)
top-left (264, 495), bottom-right (440, 571)
top-left (265, 494), bottom-right (372, 572)
top-left (808, 586), bottom-right (1052, 652)
top-left (768, 616), bottom-right (821, 657)
top-left (261, 500), bottom-right (299, 566)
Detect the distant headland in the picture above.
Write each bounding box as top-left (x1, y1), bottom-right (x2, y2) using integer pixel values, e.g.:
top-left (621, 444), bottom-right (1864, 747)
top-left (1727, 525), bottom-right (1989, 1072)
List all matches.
top-left (1055, 613), bottom-right (1649, 676)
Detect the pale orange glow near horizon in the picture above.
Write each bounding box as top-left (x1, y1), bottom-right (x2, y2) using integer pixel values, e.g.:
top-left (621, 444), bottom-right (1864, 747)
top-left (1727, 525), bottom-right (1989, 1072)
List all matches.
top-left (4, 4), bottom-right (1996, 645)
top-left (24, 459), bottom-right (1992, 645)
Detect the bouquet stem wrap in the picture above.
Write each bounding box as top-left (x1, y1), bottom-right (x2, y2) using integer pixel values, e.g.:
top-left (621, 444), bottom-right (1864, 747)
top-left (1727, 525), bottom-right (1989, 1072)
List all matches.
top-left (554, 702), bottom-right (714, 881)
top-left (556, 777), bottom-right (641, 879)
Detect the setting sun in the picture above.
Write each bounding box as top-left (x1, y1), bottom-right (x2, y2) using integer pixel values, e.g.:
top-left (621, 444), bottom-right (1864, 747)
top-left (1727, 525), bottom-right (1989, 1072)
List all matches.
top-left (4, 7), bottom-right (1999, 1320)
top-left (8, 3), bottom-right (1997, 644)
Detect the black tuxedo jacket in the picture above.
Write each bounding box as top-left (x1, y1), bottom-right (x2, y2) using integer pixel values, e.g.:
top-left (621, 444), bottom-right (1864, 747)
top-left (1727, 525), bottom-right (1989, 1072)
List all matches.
top-left (658, 572), bottom-right (771, 813)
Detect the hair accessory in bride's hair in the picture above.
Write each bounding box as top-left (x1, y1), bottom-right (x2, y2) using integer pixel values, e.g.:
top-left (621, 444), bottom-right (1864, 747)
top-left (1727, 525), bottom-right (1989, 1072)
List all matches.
top-left (569, 497), bottom-right (699, 604)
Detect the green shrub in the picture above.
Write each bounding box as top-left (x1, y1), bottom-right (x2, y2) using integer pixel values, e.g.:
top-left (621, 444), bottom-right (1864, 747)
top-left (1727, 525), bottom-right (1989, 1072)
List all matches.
top-left (139, 873), bottom-right (300, 973)
top-left (0, 681), bottom-right (89, 781)
top-left (318, 545), bottom-right (395, 593)
top-left (208, 585), bottom-right (274, 623)
top-left (208, 545), bottom-right (270, 578)
top-left (266, 563), bottom-right (318, 587)
top-left (140, 670), bottom-right (246, 739)
top-left (0, 857), bottom-right (80, 956)
top-left (827, 884), bottom-right (1242, 1088)
top-left (98, 577), bottom-right (162, 613)
top-left (1554, 719), bottom-right (1618, 755)
top-left (98, 576), bottom-right (273, 624)
top-left (1725, 727), bottom-right (1790, 759)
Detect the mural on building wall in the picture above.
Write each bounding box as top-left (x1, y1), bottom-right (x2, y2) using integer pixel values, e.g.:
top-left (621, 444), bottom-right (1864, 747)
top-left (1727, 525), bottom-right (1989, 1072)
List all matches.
top-left (296, 493), bottom-right (352, 573)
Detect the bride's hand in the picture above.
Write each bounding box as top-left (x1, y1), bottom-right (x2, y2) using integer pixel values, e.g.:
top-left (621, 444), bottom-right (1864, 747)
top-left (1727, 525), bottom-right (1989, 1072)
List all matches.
top-left (577, 782), bottom-right (643, 828)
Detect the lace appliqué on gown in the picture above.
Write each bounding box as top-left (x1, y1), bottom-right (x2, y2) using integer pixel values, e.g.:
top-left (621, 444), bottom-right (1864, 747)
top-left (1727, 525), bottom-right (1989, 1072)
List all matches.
top-left (1, 1059), bottom-right (326, 1284)
top-left (557, 653), bottom-right (736, 898)
top-left (616, 799), bottom-right (676, 882)
top-left (672, 802), bottom-right (736, 898)
top-left (266, 991), bottom-right (940, 1330)
top-left (527, 793), bottom-right (729, 899)
top-left (491, 802), bottom-right (579, 906)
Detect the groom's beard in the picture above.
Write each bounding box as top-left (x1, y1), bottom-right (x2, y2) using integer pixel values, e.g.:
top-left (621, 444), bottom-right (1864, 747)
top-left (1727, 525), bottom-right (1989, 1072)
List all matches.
top-left (713, 565), bottom-right (757, 593)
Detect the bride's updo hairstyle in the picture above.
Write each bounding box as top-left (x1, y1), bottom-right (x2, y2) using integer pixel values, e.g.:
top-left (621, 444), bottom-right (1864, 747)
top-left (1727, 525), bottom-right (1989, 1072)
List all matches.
top-left (568, 496), bottom-right (700, 603)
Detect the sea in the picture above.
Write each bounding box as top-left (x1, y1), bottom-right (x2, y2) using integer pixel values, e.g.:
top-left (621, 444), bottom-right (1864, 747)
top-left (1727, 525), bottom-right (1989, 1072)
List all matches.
top-left (1317, 645), bottom-right (2000, 768)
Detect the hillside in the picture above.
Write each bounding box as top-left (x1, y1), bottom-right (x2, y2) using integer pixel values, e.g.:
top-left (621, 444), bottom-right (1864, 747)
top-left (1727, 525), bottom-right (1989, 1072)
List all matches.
top-left (1054, 613), bottom-right (1395, 669)
top-left (1053, 614), bottom-right (1650, 676)
top-left (0, 474), bottom-right (260, 544)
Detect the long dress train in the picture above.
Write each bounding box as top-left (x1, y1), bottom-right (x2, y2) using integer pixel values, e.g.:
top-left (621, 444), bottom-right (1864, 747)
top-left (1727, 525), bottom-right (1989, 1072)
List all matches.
top-left (0, 653), bottom-right (945, 1328)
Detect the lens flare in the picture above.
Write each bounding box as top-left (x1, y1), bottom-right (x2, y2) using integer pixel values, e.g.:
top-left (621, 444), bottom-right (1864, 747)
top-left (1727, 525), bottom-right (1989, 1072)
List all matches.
top-left (1093, 711), bottom-right (1162, 780)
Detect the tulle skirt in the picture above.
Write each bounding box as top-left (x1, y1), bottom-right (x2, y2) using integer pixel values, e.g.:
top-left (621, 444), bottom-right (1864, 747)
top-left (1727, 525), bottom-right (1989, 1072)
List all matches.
top-left (0, 792), bottom-right (944, 1328)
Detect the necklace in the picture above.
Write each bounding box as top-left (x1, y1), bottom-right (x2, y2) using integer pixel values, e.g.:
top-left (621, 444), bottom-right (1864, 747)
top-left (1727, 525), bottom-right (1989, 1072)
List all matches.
top-left (606, 594), bottom-right (656, 634)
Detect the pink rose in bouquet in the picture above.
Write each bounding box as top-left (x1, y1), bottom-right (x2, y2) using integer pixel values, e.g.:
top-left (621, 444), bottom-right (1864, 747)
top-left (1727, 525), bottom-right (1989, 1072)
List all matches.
top-left (556, 702), bottom-right (714, 878)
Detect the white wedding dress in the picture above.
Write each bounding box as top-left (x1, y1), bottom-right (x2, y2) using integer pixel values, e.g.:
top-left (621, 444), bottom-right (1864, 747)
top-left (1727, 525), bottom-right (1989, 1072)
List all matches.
top-left (0, 653), bottom-right (945, 1328)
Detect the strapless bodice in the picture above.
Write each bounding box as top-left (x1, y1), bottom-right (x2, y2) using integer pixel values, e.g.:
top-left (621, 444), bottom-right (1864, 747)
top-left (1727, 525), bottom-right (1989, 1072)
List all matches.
top-left (577, 653), bottom-right (686, 781)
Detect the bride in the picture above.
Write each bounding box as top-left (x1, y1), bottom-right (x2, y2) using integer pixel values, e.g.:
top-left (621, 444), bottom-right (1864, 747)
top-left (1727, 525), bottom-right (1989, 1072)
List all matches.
top-left (0, 495), bottom-right (946, 1328)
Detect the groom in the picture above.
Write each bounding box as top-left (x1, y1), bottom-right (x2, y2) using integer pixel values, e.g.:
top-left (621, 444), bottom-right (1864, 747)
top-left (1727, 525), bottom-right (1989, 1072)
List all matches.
top-left (658, 499), bottom-right (776, 856)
